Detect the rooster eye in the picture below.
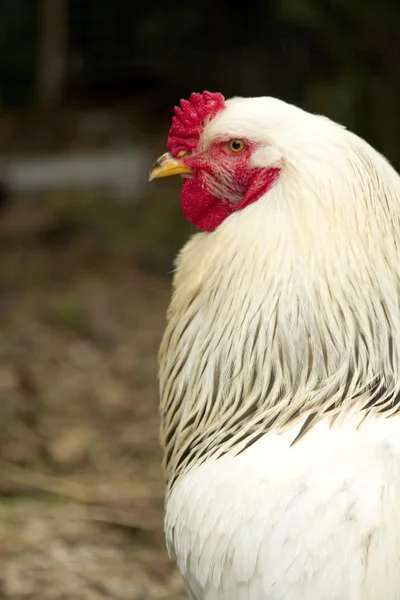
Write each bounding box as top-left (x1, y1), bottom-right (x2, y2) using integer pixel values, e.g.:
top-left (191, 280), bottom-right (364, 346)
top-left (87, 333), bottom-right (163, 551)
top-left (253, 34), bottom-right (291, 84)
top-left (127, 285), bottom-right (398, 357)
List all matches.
top-left (228, 139), bottom-right (245, 153)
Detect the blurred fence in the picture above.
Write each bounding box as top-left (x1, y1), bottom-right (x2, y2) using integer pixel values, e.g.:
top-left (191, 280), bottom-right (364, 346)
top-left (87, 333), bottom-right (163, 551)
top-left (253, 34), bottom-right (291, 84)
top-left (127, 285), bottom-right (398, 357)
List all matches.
top-left (0, 0), bottom-right (156, 201)
top-left (0, 0), bottom-right (400, 165)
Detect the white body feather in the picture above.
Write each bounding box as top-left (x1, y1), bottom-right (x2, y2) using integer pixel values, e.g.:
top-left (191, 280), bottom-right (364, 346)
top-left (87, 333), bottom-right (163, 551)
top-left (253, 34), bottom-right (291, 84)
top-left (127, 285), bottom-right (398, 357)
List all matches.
top-left (159, 97), bottom-right (400, 599)
top-left (167, 413), bottom-right (400, 600)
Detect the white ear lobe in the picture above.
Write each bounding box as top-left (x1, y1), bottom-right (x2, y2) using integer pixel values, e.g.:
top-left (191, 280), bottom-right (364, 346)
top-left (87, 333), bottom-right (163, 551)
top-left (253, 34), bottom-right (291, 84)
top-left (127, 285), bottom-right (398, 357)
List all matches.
top-left (251, 146), bottom-right (283, 169)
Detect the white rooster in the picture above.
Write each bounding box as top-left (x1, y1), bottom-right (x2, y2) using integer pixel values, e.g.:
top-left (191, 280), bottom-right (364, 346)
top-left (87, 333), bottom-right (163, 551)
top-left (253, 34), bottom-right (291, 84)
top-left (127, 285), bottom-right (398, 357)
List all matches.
top-left (149, 91), bottom-right (400, 600)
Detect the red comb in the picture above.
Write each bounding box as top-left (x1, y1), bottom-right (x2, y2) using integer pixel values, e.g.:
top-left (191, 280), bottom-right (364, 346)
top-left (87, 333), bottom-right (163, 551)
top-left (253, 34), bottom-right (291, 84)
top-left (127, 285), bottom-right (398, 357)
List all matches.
top-left (167, 91), bottom-right (225, 156)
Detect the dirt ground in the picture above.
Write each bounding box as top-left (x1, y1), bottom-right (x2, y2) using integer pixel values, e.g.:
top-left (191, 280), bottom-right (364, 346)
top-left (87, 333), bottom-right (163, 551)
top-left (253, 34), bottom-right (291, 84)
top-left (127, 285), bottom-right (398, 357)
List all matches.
top-left (0, 186), bottom-right (190, 599)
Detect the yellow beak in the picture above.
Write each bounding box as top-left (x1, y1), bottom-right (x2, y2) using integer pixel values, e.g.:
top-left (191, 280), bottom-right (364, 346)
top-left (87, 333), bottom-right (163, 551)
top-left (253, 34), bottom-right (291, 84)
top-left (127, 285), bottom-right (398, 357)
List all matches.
top-left (148, 152), bottom-right (193, 181)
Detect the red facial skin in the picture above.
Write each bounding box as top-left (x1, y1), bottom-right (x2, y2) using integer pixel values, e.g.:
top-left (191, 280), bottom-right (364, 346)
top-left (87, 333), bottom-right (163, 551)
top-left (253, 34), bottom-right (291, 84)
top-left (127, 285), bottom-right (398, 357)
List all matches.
top-left (167, 92), bottom-right (280, 232)
top-left (179, 142), bottom-right (280, 232)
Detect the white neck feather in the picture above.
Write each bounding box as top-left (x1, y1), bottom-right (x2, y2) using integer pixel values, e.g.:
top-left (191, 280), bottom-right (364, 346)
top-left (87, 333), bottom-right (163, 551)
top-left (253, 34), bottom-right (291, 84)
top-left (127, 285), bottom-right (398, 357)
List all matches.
top-left (159, 129), bottom-right (400, 492)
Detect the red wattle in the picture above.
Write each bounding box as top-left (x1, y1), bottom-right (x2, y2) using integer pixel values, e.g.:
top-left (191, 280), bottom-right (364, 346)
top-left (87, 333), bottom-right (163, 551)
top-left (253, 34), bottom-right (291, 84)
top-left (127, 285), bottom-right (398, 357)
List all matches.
top-left (180, 168), bottom-right (281, 232)
top-left (181, 178), bottom-right (233, 232)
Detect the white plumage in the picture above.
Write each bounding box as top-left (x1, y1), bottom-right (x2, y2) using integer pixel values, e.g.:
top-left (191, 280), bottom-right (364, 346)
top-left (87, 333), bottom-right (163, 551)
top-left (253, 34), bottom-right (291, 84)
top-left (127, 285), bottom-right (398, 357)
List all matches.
top-left (154, 95), bottom-right (400, 599)
top-left (167, 414), bottom-right (400, 600)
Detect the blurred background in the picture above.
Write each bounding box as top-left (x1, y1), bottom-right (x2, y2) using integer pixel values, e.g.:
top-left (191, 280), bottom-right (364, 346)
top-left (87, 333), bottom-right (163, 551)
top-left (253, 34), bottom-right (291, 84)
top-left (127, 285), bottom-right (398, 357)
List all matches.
top-left (0, 0), bottom-right (399, 598)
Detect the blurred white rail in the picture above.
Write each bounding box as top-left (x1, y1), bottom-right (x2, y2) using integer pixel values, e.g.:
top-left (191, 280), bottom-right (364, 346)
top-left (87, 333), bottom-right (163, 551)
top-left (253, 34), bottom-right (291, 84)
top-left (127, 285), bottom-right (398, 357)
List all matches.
top-left (0, 147), bottom-right (151, 201)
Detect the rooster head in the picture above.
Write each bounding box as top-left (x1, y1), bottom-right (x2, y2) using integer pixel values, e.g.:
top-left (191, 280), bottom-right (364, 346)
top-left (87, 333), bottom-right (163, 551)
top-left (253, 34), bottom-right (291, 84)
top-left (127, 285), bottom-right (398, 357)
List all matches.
top-left (149, 90), bottom-right (400, 241)
top-left (149, 91), bottom-right (286, 232)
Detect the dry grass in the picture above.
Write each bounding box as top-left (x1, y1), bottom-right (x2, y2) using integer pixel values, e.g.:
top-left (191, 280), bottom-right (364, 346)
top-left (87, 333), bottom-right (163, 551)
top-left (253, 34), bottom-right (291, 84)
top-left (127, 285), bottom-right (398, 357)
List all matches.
top-left (0, 187), bottom-right (189, 599)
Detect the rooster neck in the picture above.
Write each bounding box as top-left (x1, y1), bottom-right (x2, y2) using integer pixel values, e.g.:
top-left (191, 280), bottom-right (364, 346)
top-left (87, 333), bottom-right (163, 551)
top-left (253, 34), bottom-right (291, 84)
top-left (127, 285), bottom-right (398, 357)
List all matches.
top-left (160, 166), bottom-right (400, 493)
